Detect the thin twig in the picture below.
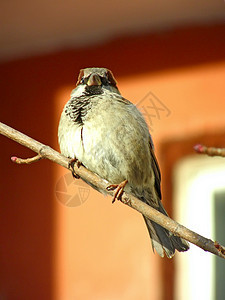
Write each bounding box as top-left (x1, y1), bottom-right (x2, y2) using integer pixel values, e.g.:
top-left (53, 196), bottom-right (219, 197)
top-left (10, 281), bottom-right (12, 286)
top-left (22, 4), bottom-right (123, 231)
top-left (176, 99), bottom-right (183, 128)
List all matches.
top-left (11, 154), bottom-right (42, 164)
top-left (194, 144), bottom-right (225, 157)
top-left (1, 121), bottom-right (225, 259)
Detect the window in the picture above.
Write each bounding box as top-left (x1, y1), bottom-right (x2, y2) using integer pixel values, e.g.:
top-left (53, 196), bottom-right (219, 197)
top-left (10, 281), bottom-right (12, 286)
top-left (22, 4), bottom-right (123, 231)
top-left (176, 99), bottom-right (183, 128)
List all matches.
top-left (173, 155), bottom-right (225, 300)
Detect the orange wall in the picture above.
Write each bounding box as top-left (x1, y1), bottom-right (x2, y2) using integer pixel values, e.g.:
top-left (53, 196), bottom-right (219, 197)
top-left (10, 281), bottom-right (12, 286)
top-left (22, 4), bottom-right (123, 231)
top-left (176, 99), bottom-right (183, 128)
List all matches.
top-left (0, 24), bottom-right (225, 300)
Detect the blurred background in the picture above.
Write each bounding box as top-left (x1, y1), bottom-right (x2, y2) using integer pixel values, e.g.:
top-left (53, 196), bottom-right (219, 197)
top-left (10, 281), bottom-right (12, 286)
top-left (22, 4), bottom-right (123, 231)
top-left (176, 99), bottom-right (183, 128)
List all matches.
top-left (0, 1), bottom-right (225, 299)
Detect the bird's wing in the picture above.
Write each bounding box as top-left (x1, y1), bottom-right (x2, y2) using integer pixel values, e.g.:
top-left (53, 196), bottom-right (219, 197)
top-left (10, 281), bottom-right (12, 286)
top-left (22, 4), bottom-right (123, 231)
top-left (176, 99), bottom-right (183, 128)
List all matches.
top-left (149, 141), bottom-right (162, 200)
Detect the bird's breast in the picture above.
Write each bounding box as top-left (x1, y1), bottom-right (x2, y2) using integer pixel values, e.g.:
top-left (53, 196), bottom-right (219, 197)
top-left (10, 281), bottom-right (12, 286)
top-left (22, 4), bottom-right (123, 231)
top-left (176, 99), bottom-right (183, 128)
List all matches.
top-left (58, 96), bottom-right (153, 187)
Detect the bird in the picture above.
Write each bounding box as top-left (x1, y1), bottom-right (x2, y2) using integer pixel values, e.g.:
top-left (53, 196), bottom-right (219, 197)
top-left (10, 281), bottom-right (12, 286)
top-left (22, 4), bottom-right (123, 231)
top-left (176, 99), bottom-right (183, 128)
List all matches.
top-left (58, 67), bottom-right (189, 258)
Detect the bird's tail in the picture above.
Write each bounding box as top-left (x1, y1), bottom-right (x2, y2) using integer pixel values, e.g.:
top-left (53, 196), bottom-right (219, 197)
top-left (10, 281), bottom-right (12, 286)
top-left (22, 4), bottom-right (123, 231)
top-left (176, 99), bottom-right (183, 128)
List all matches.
top-left (143, 202), bottom-right (189, 258)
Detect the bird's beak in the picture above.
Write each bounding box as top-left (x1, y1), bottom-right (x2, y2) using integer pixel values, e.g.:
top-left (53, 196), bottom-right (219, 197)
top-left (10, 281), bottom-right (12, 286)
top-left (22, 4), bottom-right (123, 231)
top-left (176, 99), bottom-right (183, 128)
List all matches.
top-left (87, 73), bottom-right (102, 86)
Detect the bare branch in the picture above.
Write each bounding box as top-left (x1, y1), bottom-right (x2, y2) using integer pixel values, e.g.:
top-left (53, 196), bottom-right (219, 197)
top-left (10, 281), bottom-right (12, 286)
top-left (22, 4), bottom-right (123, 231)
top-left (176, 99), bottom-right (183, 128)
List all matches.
top-left (194, 144), bottom-right (225, 157)
top-left (1, 121), bottom-right (225, 259)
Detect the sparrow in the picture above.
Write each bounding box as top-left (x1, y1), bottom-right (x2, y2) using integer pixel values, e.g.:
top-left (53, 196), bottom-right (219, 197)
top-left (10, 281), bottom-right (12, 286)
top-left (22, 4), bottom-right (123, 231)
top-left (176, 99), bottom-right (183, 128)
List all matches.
top-left (58, 67), bottom-right (189, 258)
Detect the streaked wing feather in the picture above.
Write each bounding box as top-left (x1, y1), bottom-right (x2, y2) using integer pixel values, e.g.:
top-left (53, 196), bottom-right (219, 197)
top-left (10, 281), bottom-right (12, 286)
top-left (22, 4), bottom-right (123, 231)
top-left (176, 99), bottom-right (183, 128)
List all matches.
top-left (149, 141), bottom-right (162, 200)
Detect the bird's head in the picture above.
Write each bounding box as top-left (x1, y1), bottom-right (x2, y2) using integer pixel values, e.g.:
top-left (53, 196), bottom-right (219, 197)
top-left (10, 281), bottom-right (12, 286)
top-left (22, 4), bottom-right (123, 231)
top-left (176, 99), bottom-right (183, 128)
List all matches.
top-left (71, 67), bottom-right (121, 97)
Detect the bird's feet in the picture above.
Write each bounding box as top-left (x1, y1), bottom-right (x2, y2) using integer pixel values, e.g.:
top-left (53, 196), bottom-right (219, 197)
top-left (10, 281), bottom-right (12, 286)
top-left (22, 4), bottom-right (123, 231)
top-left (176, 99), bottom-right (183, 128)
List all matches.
top-left (68, 158), bottom-right (82, 179)
top-left (107, 179), bottom-right (128, 203)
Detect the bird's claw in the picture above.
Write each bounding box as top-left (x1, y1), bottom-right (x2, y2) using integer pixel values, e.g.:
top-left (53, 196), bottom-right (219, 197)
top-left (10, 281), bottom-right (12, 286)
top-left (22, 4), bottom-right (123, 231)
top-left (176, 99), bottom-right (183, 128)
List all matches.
top-left (107, 179), bottom-right (128, 203)
top-left (68, 158), bottom-right (81, 179)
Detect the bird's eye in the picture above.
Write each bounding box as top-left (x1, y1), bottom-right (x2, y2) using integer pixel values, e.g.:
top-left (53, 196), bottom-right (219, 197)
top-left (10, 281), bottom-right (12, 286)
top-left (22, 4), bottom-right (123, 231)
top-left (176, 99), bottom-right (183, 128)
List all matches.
top-left (106, 70), bottom-right (117, 87)
top-left (101, 77), bottom-right (109, 85)
top-left (80, 77), bottom-right (87, 84)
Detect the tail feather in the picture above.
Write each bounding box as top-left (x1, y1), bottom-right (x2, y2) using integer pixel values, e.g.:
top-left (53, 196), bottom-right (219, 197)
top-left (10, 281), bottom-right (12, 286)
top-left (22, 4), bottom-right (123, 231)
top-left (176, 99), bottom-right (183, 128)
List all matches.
top-left (143, 202), bottom-right (189, 258)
